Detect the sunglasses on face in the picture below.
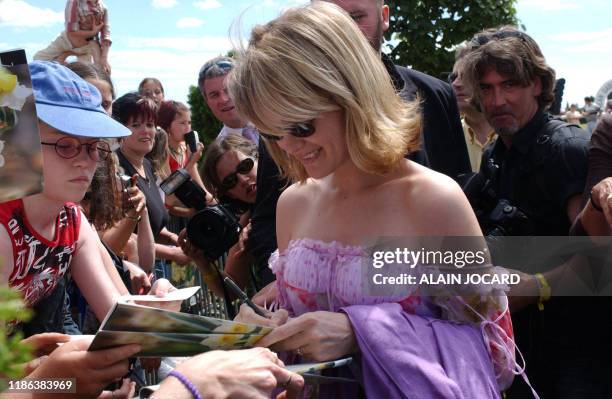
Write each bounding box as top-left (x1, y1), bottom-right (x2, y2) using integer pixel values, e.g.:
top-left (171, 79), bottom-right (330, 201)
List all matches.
top-left (41, 137), bottom-right (111, 162)
top-left (447, 72), bottom-right (458, 84)
top-left (221, 157), bottom-right (255, 190)
top-left (259, 121), bottom-right (316, 142)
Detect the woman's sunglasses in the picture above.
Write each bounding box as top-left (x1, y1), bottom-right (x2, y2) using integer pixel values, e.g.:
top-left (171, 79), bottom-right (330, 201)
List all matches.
top-left (259, 121), bottom-right (316, 142)
top-left (221, 157), bottom-right (255, 190)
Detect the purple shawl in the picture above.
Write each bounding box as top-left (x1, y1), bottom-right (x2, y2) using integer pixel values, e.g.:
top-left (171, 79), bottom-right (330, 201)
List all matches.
top-left (342, 302), bottom-right (500, 399)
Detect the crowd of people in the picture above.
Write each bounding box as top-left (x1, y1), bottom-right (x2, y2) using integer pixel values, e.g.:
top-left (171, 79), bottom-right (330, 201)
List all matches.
top-left (2, 0), bottom-right (612, 398)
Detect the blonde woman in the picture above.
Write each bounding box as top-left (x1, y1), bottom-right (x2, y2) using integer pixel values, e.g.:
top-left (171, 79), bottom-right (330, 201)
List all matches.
top-left (232, 3), bottom-right (518, 397)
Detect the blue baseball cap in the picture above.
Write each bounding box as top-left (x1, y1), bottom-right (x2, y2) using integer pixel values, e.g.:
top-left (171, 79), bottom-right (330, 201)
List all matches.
top-left (29, 61), bottom-right (131, 138)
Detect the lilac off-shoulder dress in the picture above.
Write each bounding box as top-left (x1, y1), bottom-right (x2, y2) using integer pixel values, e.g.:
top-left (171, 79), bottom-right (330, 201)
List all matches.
top-left (270, 238), bottom-right (523, 398)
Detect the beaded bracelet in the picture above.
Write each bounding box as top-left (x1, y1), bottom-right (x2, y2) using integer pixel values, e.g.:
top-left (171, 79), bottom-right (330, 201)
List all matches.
top-left (168, 370), bottom-right (202, 399)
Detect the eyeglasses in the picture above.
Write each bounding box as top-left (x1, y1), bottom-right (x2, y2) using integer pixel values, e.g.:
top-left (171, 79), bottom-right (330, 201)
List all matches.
top-left (447, 72), bottom-right (458, 84)
top-left (41, 137), bottom-right (111, 161)
top-left (198, 60), bottom-right (233, 81)
top-left (221, 157), bottom-right (255, 190)
top-left (259, 121), bottom-right (316, 142)
top-left (470, 30), bottom-right (527, 48)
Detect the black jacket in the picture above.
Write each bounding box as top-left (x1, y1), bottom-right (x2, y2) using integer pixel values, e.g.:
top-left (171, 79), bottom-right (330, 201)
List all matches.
top-left (382, 54), bottom-right (471, 178)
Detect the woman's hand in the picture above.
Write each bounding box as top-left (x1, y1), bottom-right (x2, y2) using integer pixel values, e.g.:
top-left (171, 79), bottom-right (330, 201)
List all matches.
top-left (149, 278), bottom-right (177, 297)
top-left (125, 175), bottom-right (147, 216)
top-left (124, 260), bottom-right (152, 294)
top-left (155, 348), bottom-right (304, 399)
top-left (235, 303), bottom-right (288, 328)
top-left (252, 282), bottom-right (278, 307)
top-left (186, 142), bottom-right (205, 167)
top-left (255, 311), bottom-right (358, 362)
top-left (235, 222), bottom-right (251, 256)
top-left (28, 337), bottom-right (140, 398)
top-left (21, 333), bottom-right (70, 357)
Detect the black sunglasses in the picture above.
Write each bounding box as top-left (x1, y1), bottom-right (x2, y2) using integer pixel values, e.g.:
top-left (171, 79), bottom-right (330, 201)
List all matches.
top-left (259, 121), bottom-right (316, 142)
top-left (447, 72), bottom-right (458, 84)
top-left (221, 157), bottom-right (255, 190)
top-left (470, 30), bottom-right (527, 48)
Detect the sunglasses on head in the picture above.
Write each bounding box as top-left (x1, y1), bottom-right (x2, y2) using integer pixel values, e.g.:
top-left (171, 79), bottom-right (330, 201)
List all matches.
top-left (221, 157), bottom-right (255, 190)
top-left (470, 30), bottom-right (527, 48)
top-left (259, 121), bottom-right (316, 142)
top-left (199, 60), bottom-right (233, 81)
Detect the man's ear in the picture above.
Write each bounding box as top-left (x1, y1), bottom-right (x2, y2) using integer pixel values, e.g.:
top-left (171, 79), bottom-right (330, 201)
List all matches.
top-left (533, 76), bottom-right (542, 97)
top-left (381, 5), bottom-right (390, 33)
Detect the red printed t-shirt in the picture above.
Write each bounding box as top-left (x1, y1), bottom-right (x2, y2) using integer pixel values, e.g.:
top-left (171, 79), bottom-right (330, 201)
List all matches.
top-left (0, 199), bottom-right (81, 308)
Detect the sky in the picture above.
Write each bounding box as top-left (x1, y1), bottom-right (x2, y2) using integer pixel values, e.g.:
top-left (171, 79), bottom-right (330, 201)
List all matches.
top-left (0, 0), bottom-right (610, 108)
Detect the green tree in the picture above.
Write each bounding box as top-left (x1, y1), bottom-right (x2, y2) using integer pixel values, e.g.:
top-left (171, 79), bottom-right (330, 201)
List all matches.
top-left (0, 282), bottom-right (32, 386)
top-left (187, 85), bottom-right (222, 147)
top-left (386, 0), bottom-right (519, 79)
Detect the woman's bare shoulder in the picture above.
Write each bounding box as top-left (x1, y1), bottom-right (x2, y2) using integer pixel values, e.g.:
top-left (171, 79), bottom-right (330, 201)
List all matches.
top-left (277, 178), bottom-right (320, 207)
top-left (400, 162), bottom-right (481, 236)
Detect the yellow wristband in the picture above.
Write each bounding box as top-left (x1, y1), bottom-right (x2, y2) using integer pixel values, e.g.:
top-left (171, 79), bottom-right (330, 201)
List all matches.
top-left (534, 273), bottom-right (551, 311)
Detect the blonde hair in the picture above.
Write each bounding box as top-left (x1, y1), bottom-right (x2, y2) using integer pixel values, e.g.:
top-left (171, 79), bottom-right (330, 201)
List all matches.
top-left (227, 2), bottom-right (420, 183)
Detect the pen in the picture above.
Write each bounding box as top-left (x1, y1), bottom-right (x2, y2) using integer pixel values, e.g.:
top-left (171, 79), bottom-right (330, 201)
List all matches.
top-left (222, 276), bottom-right (268, 317)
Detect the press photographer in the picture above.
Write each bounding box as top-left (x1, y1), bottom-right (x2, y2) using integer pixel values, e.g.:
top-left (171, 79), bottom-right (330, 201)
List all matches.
top-left (167, 134), bottom-right (259, 301)
top-left (460, 27), bottom-right (591, 397)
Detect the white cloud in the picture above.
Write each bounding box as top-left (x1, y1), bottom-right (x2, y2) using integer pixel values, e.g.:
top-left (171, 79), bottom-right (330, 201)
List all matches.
top-left (177, 18), bottom-right (204, 29)
top-left (151, 0), bottom-right (178, 9)
top-left (193, 0), bottom-right (222, 10)
top-left (0, 0), bottom-right (63, 28)
top-left (518, 0), bottom-right (580, 11)
top-left (108, 48), bottom-right (227, 104)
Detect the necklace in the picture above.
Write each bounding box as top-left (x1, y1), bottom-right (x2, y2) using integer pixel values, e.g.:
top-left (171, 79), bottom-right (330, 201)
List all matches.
top-left (169, 143), bottom-right (186, 166)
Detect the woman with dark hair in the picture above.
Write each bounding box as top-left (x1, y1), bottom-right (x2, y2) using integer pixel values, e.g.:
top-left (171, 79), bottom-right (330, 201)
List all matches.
top-left (201, 133), bottom-right (258, 206)
top-left (112, 92), bottom-right (190, 266)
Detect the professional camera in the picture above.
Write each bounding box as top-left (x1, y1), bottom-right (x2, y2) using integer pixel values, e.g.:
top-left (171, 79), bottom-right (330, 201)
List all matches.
top-left (186, 205), bottom-right (241, 260)
top-left (160, 169), bottom-right (208, 211)
top-left (458, 159), bottom-right (533, 237)
top-left (160, 169), bottom-right (242, 260)
top-left (484, 199), bottom-right (532, 236)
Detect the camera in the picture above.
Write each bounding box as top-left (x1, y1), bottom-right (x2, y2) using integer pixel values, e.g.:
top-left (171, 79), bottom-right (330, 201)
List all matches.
top-left (458, 159), bottom-right (533, 237)
top-left (484, 199), bottom-right (532, 236)
top-left (186, 205), bottom-right (241, 260)
top-left (160, 169), bottom-right (207, 211)
top-left (160, 169), bottom-right (242, 260)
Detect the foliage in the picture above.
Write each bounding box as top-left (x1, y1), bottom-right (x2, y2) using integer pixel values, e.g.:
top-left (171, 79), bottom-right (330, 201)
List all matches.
top-left (386, 0), bottom-right (519, 79)
top-left (0, 279), bottom-right (32, 385)
top-left (187, 85), bottom-right (223, 148)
